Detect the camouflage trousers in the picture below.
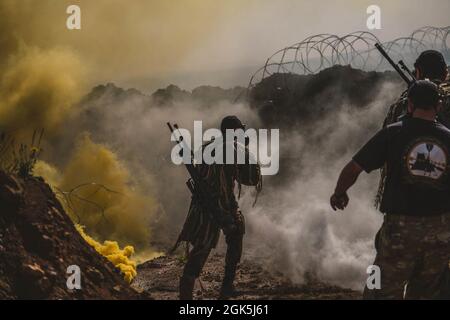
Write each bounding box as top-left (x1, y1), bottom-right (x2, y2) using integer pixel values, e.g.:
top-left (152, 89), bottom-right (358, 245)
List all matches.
top-left (363, 213), bottom-right (450, 300)
top-left (182, 212), bottom-right (245, 280)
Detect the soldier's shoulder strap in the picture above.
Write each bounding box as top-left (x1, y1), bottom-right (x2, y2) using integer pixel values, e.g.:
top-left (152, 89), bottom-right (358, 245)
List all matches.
top-left (439, 81), bottom-right (450, 96)
top-left (438, 81), bottom-right (450, 109)
top-left (393, 89), bottom-right (409, 106)
top-left (384, 89), bottom-right (409, 127)
top-left (435, 81), bottom-right (450, 127)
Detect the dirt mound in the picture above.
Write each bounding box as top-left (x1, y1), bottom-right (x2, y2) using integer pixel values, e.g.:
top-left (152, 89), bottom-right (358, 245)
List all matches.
top-left (132, 254), bottom-right (360, 300)
top-left (250, 65), bottom-right (402, 127)
top-left (0, 171), bottom-right (148, 299)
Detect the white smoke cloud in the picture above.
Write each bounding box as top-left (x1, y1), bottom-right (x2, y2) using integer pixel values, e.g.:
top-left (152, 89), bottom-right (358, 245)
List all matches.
top-left (73, 86), bottom-right (259, 244)
top-left (240, 80), bottom-right (403, 290)
top-left (73, 77), bottom-right (403, 290)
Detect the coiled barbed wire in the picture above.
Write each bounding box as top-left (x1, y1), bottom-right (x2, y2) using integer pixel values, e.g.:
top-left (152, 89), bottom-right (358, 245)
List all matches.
top-left (248, 26), bottom-right (450, 90)
top-left (55, 183), bottom-right (122, 226)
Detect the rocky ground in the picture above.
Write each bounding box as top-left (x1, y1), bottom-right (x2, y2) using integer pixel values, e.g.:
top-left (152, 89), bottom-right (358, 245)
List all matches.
top-left (132, 253), bottom-right (361, 300)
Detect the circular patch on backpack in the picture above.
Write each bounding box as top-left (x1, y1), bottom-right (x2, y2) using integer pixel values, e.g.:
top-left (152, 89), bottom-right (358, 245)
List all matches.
top-left (406, 140), bottom-right (447, 180)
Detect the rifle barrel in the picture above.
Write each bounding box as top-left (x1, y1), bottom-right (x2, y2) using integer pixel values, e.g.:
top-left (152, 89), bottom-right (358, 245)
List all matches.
top-left (375, 43), bottom-right (412, 86)
top-left (167, 122), bottom-right (174, 133)
top-left (399, 60), bottom-right (416, 81)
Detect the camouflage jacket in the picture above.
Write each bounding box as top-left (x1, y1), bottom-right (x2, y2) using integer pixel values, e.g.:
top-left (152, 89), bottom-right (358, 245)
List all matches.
top-left (384, 80), bottom-right (450, 127)
top-left (172, 141), bottom-right (262, 251)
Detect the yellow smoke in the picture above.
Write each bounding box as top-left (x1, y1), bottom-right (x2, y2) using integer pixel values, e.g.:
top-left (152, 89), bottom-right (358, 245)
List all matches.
top-left (0, 13), bottom-right (158, 252)
top-left (0, 0), bottom-right (243, 88)
top-left (76, 224), bottom-right (137, 283)
top-left (34, 135), bottom-right (164, 280)
top-left (35, 134), bottom-right (158, 248)
top-left (1, 43), bottom-right (162, 261)
top-left (0, 46), bottom-right (85, 139)
top-left (33, 160), bottom-right (62, 187)
top-left (0, 0), bottom-right (198, 264)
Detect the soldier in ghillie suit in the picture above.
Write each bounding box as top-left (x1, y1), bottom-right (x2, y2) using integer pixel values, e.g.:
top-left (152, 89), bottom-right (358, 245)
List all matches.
top-left (174, 116), bottom-right (262, 300)
top-left (331, 80), bottom-right (450, 299)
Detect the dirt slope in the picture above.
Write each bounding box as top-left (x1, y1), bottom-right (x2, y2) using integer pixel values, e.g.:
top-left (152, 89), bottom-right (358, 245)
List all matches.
top-left (0, 171), bottom-right (147, 299)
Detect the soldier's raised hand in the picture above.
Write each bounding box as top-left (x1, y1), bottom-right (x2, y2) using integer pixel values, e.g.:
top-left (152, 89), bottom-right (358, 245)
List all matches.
top-left (330, 192), bottom-right (349, 211)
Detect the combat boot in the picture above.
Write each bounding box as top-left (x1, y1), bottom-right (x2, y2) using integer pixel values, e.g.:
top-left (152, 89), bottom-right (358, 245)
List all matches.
top-left (179, 274), bottom-right (196, 300)
top-left (219, 268), bottom-right (238, 299)
top-left (219, 282), bottom-right (238, 299)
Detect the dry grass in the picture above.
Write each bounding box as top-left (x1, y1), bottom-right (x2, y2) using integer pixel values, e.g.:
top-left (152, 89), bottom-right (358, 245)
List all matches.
top-left (0, 129), bottom-right (44, 177)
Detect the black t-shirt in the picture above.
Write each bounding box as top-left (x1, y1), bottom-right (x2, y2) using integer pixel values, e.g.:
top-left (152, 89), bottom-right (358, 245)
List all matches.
top-left (353, 117), bottom-right (450, 216)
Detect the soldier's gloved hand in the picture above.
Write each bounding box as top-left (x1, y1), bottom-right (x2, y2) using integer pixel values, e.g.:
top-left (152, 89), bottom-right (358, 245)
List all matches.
top-left (220, 215), bottom-right (236, 234)
top-left (222, 224), bottom-right (237, 235)
top-left (330, 192), bottom-right (349, 211)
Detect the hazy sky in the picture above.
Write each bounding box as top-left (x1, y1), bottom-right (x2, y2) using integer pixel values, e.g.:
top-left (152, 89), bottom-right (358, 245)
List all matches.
top-left (1, 0), bottom-right (449, 91)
